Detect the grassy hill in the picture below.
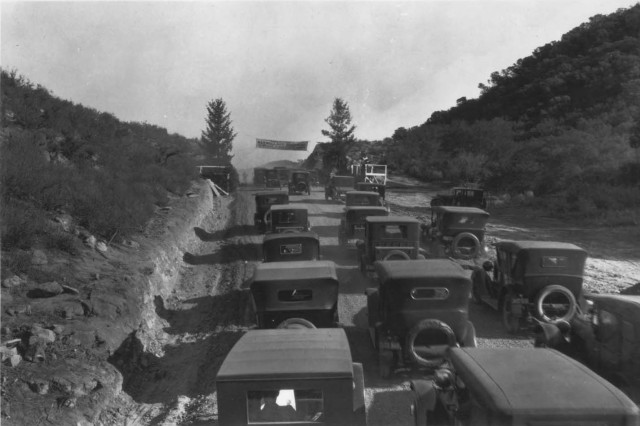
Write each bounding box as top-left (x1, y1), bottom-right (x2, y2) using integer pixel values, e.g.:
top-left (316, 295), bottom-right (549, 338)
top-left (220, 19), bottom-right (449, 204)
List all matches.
top-left (349, 4), bottom-right (640, 223)
top-left (0, 69), bottom-right (203, 255)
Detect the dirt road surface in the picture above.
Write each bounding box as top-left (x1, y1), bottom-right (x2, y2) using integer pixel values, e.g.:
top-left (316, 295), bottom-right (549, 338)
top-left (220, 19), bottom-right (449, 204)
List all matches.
top-left (113, 179), bottom-right (640, 425)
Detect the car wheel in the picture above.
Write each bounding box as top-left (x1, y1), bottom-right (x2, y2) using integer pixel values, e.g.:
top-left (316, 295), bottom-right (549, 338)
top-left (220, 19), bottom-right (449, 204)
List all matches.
top-left (359, 255), bottom-right (367, 273)
top-left (276, 317), bottom-right (316, 329)
top-left (534, 285), bottom-right (577, 324)
top-left (502, 289), bottom-right (521, 334)
top-left (471, 270), bottom-right (484, 304)
top-left (378, 348), bottom-right (394, 379)
top-left (460, 321), bottom-right (477, 348)
top-left (451, 232), bottom-right (480, 259)
top-left (406, 319), bottom-right (456, 368)
top-left (383, 250), bottom-right (411, 261)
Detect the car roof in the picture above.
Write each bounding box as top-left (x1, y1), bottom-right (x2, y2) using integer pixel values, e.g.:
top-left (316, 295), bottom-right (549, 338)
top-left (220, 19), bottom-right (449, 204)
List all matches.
top-left (590, 293), bottom-right (640, 308)
top-left (345, 206), bottom-right (388, 212)
top-left (346, 191), bottom-right (379, 196)
top-left (375, 259), bottom-right (469, 282)
top-left (495, 240), bottom-right (586, 253)
top-left (452, 187), bottom-right (484, 191)
top-left (217, 329), bottom-right (353, 381)
top-left (263, 231), bottom-right (319, 242)
top-left (255, 190), bottom-right (288, 197)
top-left (253, 260), bottom-right (337, 282)
top-left (269, 204), bottom-right (308, 212)
top-left (433, 206), bottom-right (489, 216)
top-left (365, 215), bottom-right (418, 224)
top-left (450, 347), bottom-right (638, 416)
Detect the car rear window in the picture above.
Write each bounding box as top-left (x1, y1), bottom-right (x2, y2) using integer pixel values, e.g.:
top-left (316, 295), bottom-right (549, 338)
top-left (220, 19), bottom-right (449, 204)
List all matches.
top-left (247, 389), bottom-right (324, 424)
top-left (280, 244), bottom-right (302, 255)
top-left (410, 287), bottom-right (450, 300)
top-left (541, 256), bottom-right (568, 268)
top-left (380, 225), bottom-right (408, 239)
top-left (278, 289), bottom-right (313, 302)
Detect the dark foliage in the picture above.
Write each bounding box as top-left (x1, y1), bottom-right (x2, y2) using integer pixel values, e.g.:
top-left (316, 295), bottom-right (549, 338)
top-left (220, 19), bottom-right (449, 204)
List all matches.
top-left (1, 69), bottom-right (200, 248)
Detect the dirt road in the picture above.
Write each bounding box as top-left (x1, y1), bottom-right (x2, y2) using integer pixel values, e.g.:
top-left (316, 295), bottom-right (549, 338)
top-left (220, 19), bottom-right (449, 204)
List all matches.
top-left (114, 180), bottom-right (639, 425)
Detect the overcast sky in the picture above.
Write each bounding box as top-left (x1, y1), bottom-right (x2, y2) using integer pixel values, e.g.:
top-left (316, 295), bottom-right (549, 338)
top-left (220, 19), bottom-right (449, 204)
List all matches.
top-left (2, 1), bottom-right (638, 170)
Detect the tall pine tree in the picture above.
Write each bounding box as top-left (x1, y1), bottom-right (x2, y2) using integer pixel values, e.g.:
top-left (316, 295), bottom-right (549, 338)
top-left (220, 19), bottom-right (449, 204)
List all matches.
top-left (201, 98), bottom-right (236, 164)
top-left (321, 98), bottom-right (356, 173)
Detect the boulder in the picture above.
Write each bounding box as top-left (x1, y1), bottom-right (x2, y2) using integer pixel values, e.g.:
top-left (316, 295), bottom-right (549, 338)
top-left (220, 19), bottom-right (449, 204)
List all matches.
top-left (96, 241), bottom-right (108, 253)
top-left (24, 339), bottom-right (46, 362)
top-left (84, 235), bottom-right (97, 249)
top-left (29, 379), bottom-right (50, 395)
top-left (29, 281), bottom-right (63, 298)
top-left (5, 354), bottom-right (21, 367)
top-left (0, 346), bottom-right (18, 361)
top-left (30, 325), bottom-right (56, 343)
top-left (31, 249), bottom-right (48, 265)
top-left (2, 275), bottom-right (25, 288)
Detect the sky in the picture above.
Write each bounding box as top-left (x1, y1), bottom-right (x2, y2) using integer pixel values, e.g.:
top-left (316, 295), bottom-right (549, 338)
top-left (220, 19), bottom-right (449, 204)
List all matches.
top-left (2, 1), bottom-right (638, 170)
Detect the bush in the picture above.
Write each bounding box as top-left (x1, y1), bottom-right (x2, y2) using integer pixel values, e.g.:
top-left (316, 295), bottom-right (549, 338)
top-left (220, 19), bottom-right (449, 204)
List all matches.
top-left (0, 199), bottom-right (47, 249)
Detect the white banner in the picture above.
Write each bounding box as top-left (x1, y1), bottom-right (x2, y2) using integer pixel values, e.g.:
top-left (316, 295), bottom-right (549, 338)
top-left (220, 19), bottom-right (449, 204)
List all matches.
top-left (256, 138), bottom-right (308, 151)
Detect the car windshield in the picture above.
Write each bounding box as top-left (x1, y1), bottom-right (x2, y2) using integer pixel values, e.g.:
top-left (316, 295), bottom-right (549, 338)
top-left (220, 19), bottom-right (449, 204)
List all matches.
top-left (247, 389), bottom-right (324, 424)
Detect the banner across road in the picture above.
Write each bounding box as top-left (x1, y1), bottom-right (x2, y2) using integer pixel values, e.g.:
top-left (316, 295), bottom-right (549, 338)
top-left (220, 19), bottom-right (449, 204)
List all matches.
top-left (256, 138), bottom-right (308, 151)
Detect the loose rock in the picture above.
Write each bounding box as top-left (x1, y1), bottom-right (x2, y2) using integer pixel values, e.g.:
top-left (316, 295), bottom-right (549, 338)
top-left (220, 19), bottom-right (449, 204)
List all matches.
top-left (30, 326), bottom-right (56, 344)
top-left (24, 339), bottom-right (46, 362)
top-left (0, 346), bottom-right (18, 361)
top-left (96, 241), bottom-right (108, 253)
top-left (29, 379), bottom-right (50, 395)
top-left (31, 249), bottom-right (48, 265)
top-left (2, 275), bottom-right (24, 288)
top-left (29, 281), bottom-right (63, 298)
top-left (5, 354), bottom-right (21, 367)
top-left (84, 235), bottom-right (97, 249)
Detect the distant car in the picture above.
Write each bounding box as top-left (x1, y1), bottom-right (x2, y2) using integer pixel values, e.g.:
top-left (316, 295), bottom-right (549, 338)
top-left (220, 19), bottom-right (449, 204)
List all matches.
top-left (274, 167), bottom-right (290, 187)
top-left (472, 240), bottom-right (587, 333)
top-left (262, 231), bottom-right (320, 262)
top-left (355, 181), bottom-right (386, 200)
top-left (288, 170), bottom-right (311, 195)
top-left (254, 191), bottom-right (289, 233)
top-left (338, 206), bottom-right (388, 247)
top-left (356, 216), bottom-right (427, 273)
top-left (409, 347), bottom-right (639, 426)
top-left (325, 175), bottom-right (355, 201)
top-left (216, 329), bottom-right (366, 426)
top-left (265, 169), bottom-right (281, 188)
top-left (535, 293), bottom-right (640, 392)
top-left (250, 260), bottom-right (339, 329)
top-left (366, 259), bottom-right (476, 378)
top-left (264, 205), bottom-right (311, 234)
top-left (422, 206), bottom-right (490, 261)
top-left (430, 186), bottom-right (488, 209)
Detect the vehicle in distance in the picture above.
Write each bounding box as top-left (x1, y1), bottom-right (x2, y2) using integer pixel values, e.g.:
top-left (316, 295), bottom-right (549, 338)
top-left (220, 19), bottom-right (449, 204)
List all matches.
top-left (325, 175), bottom-right (355, 201)
top-left (254, 191), bottom-right (289, 233)
top-left (264, 205), bottom-right (311, 234)
top-left (288, 170), bottom-right (312, 195)
top-left (430, 186), bottom-right (488, 209)
top-left (422, 206), bottom-right (490, 261)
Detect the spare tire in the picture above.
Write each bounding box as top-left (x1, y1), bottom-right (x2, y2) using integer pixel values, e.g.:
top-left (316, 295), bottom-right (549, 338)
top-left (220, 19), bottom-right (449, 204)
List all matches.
top-left (451, 232), bottom-right (480, 259)
top-left (406, 319), bottom-right (457, 368)
top-left (534, 285), bottom-right (577, 324)
top-left (296, 181), bottom-right (308, 193)
top-left (277, 317), bottom-right (316, 329)
top-left (383, 250), bottom-right (411, 261)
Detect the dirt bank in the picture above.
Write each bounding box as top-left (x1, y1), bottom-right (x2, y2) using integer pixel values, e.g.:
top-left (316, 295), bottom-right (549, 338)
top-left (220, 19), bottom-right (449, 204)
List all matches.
top-left (1, 180), bottom-right (228, 425)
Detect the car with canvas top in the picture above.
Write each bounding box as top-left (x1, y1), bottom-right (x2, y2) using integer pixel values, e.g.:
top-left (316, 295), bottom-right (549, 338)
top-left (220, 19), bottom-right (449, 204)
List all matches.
top-left (216, 328), bottom-right (366, 426)
top-left (422, 206), bottom-right (490, 261)
top-left (250, 260), bottom-right (339, 329)
top-left (472, 240), bottom-right (587, 334)
top-left (366, 259), bottom-right (476, 378)
top-left (264, 204), bottom-right (311, 234)
top-left (409, 347), bottom-right (639, 426)
top-left (254, 190), bottom-right (289, 233)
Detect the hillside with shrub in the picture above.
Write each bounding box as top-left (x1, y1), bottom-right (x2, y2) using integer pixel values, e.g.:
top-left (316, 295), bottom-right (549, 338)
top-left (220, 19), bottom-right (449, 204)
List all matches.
top-left (1, 69), bottom-right (205, 253)
top-left (346, 5), bottom-right (640, 222)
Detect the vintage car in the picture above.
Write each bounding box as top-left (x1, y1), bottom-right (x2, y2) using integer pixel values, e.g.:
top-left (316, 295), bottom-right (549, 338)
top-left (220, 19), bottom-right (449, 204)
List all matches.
top-left (356, 216), bottom-right (427, 273)
top-left (471, 241), bottom-right (587, 334)
top-left (355, 181), bottom-right (386, 200)
top-left (262, 231), bottom-right (321, 262)
top-left (535, 293), bottom-right (640, 391)
top-left (430, 187), bottom-right (488, 209)
top-left (254, 191), bottom-right (289, 233)
top-left (264, 205), bottom-right (311, 234)
top-left (264, 168), bottom-right (281, 188)
top-left (250, 260), bottom-right (339, 329)
top-left (409, 347), bottom-right (639, 426)
top-left (366, 260), bottom-right (476, 378)
top-left (325, 175), bottom-right (355, 201)
top-left (422, 206), bottom-right (490, 261)
top-left (288, 170), bottom-right (312, 195)
top-left (274, 167), bottom-right (291, 187)
top-left (338, 205), bottom-right (388, 247)
top-left (216, 329), bottom-right (366, 426)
